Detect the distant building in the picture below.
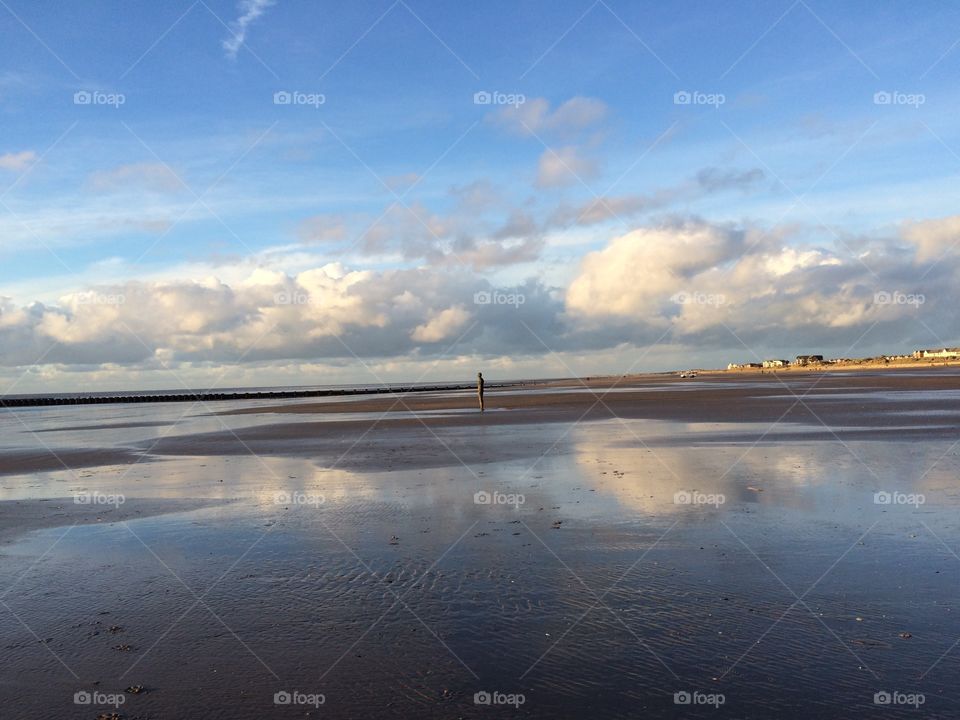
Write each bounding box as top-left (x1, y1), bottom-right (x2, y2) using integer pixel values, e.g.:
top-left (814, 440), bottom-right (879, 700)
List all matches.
top-left (795, 354), bottom-right (823, 366)
top-left (728, 362), bottom-right (764, 370)
top-left (762, 359), bottom-right (788, 368)
top-left (916, 348), bottom-right (960, 359)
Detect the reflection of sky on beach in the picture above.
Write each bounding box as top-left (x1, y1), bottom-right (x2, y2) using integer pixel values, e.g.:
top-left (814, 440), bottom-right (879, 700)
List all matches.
top-left (5, 405), bottom-right (960, 717)
top-left (6, 409), bottom-right (959, 530)
top-left (763, 390), bottom-right (960, 402)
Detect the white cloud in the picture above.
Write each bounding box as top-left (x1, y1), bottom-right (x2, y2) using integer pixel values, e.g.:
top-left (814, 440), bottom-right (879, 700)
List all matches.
top-left (411, 306), bottom-right (471, 343)
top-left (565, 218), bottom-right (958, 345)
top-left (0, 150), bottom-right (36, 172)
top-left (2, 216), bottom-right (959, 378)
top-left (901, 214), bottom-right (960, 263)
top-left (0, 265), bottom-right (495, 367)
top-left (222, 0), bottom-right (276, 59)
top-left (566, 221), bottom-right (746, 319)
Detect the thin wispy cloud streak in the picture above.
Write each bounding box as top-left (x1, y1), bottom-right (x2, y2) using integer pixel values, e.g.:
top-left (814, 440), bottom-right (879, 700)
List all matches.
top-left (222, 0), bottom-right (275, 59)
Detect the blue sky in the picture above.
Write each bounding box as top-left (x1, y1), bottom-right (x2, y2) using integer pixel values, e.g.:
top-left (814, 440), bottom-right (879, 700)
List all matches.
top-left (2, 1), bottom-right (960, 391)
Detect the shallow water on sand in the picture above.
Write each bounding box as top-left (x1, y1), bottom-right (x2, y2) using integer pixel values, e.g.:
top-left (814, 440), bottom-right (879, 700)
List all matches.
top-left (2, 395), bottom-right (960, 717)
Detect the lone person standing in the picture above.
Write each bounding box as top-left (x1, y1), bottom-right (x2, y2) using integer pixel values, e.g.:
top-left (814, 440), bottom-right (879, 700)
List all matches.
top-left (477, 372), bottom-right (485, 412)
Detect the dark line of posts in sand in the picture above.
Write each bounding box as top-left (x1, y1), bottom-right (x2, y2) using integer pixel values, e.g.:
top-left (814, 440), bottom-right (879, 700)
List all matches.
top-left (0, 381), bottom-right (538, 408)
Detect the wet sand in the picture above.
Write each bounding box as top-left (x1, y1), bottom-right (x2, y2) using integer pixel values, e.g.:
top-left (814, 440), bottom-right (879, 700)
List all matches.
top-left (1, 370), bottom-right (959, 718)
top-left (218, 368), bottom-right (960, 420)
top-left (138, 369), bottom-right (960, 471)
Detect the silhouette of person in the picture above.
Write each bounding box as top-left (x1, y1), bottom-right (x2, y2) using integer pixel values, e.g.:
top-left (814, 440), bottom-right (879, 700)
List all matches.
top-left (477, 372), bottom-right (485, 412)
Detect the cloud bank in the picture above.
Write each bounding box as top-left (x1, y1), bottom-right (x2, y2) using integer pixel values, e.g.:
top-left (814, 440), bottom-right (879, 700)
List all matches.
top-left (3, 216), bottom-right (959, 377)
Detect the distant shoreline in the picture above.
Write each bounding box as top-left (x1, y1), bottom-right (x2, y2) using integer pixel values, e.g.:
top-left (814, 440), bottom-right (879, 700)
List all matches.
top-left (3, 358), bottom-right (958, 408)
top-left (717, 358), bottom-right (960, 374)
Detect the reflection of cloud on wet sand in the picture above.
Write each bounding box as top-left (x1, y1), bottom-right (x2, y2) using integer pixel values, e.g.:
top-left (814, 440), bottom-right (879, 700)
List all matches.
top-left (568, 420), bottom-right (960, 518)
top-left (569, 421), bottom-right (743, 516)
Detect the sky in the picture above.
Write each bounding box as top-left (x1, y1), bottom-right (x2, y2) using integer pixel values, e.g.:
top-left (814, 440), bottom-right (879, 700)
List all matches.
top-left (2, 0), bottom-right (960, 393)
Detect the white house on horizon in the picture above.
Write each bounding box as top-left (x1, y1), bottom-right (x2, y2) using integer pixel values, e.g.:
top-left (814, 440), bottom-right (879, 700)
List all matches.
top-left (913, 348), bottom-right (960, 359)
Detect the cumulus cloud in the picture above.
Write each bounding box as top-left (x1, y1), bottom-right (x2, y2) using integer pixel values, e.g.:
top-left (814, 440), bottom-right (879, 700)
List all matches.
top-left (0, 266), bottom-right (558, 368)
top-left (0, 150), bottom-right (36, 172)
top-left (564, 217), bottom-right (958, 352)
top-left (4, 215), bottom-right (959, 374)
top-left (411, 306), bottom-right (471, 343)
top-left (222, 0), bottom-right (276, 59)
top-left (566, 221), bottom-right (749, 319)
top-left (901, 215), bottom-right (960, 263)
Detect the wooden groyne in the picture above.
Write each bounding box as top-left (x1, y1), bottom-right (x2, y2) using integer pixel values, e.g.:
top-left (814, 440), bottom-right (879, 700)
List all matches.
top-left (0, 381), bottom-right (524, 409)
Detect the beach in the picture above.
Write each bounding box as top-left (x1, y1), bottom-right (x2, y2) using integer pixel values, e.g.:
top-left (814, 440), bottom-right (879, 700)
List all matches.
top-left (1, 369), bottom-right (959, 718)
